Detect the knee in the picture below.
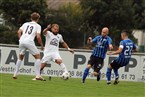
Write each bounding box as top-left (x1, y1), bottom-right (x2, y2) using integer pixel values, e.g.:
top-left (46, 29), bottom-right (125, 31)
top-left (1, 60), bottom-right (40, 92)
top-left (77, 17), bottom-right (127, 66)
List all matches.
top-left (19, 54), bottom-right (24, 60)
top-left (87, 64), bottom-right (92, 69)
top-left (34, 54), bottom-right (41, 59)
top-left (55, 59), bottom-right (62, 65)
top-left (93, 72), bottom-right (98, 77)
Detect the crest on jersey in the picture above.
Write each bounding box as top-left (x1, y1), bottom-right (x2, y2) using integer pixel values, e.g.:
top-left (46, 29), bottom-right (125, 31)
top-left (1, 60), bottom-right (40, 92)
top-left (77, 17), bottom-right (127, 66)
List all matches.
top-left (50, 38), bottom-right (59, 46)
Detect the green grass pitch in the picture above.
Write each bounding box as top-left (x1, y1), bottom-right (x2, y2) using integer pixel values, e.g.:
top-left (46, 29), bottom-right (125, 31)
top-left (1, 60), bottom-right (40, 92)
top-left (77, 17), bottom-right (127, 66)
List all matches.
top-left (0, 73), bottom-right (144, 97)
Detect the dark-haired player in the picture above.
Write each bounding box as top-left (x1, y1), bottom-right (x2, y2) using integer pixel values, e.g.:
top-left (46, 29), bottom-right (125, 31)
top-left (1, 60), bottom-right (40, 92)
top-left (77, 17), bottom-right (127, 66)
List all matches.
top-left (106, 31), bottom-right (137, 85)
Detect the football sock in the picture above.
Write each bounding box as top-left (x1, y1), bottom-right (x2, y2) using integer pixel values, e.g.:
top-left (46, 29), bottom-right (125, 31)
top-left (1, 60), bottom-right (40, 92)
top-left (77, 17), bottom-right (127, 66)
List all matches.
top-left (98, 71), bottom-right (101, 77)
top-left (106, 67), bottom-right (112, 82)
top-left (60, 63), bottom-right (68, 72)
top-left (97, 71), bottom-right (101, 81)
top-left (40, 68), bottom-right (43, 75)
top-left (14, 59), bottom-right (22, 76)
top-left (113, 69), bottom-right (119, 78)
top-left (82, 68), bottom-right (89, 82)
top-left (34, 59), bottom-right (41, 77)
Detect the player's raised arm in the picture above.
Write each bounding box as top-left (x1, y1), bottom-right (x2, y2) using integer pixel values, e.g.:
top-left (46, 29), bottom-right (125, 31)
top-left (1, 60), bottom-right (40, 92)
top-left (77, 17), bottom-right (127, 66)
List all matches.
top-left (87, 37), bottom-right (92, 44)
top-left (43, 24), bottom-right (51, 35)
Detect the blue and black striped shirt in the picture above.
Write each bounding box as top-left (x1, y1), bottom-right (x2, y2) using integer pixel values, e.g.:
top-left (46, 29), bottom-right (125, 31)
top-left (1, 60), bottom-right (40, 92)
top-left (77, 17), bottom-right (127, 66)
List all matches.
top-left (91, 35), bottom-right (112, 59)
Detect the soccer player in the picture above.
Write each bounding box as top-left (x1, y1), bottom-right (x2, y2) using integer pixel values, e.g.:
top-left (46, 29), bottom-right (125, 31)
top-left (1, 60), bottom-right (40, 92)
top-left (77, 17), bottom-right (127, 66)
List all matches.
top-left (39, 24), bottom-right (74, 78)
top-left (82, 27), bottom-right (113, 83)
top-left (106, 31), bottom-right (137, 85)
top-left (13, 12), bottom-right (44, 80)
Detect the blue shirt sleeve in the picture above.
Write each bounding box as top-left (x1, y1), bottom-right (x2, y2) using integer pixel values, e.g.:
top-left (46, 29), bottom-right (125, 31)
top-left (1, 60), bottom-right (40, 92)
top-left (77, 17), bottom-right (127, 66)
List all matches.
top-left (107, 36), bottom-right (112, 45)
top-left (120, 41), bottom-right (123, 46)
top-left (92, 36), bottom-right (99, 43)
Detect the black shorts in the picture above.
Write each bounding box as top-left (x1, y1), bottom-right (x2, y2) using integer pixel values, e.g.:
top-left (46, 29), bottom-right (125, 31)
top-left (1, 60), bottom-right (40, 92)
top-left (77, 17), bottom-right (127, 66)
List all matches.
top-left (88, 55), bottom-right (104, 72)
top-left (110, 60), bottom-right (122, 70)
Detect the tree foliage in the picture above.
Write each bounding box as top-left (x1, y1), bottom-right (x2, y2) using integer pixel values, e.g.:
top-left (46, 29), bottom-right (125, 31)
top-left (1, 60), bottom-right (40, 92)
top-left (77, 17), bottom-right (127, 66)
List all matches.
top-left (0, 0), bottom-right (145, 48)
top-left (0, 0), bottom-right (48, 27)
top-left (79, 0), bottom-right (144, 46)
top-left (46, 3), bottom-right (93, 48)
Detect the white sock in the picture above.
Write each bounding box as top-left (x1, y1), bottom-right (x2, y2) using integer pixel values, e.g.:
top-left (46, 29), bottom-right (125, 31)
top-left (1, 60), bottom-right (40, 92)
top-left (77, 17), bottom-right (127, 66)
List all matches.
top-left (14, 59), bottom-right (22, 76)
top-left (34, 59), bottom-right (41, 77)
top-left (60, 63), bottom-right (68, 72)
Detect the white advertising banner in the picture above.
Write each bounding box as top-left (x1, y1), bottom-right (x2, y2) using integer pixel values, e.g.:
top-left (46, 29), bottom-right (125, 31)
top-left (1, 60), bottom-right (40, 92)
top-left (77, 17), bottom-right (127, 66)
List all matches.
top-left (0, 46), bottom-right (145, 82)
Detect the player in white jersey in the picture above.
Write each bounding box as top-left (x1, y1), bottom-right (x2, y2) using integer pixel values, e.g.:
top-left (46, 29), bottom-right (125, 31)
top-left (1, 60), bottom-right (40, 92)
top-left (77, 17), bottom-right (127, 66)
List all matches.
top-left (13, 12), bottom-right (44, 80)
top-left (40, 24), bottom-right (74, 77)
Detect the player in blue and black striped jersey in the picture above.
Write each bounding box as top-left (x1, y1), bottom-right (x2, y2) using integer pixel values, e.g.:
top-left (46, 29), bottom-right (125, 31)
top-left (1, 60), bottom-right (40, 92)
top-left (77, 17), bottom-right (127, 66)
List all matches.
top-left (82, 27), bottom-right (113, 83)
top-left (106, 31), bottom-right (137, 85)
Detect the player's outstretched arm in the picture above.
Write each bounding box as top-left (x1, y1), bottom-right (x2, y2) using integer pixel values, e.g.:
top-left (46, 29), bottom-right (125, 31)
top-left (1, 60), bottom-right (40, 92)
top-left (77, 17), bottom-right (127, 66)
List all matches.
top-left (107, 47), bottom-right (122, 55)
top-left (61, 42), bottom-right (74, 54)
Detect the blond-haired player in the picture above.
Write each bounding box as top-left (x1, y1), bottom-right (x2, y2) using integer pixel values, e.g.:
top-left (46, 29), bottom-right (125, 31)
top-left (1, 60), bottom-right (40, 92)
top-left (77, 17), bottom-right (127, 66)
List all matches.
top-left (40, 24), bottom-right (74, 78)
top-left (13, 12), bottom-right (44, 80)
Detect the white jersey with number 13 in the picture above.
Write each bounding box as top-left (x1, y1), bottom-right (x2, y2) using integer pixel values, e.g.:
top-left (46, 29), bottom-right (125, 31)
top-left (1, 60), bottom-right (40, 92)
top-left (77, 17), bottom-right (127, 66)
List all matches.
top-left (19, 21), bottom-right (41, 45)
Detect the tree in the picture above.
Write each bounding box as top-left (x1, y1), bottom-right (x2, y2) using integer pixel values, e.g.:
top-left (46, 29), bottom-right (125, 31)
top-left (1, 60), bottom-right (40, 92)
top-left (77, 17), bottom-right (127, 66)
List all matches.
top-left (132, 0), bottom-right (145, 29)
top-left (0, 0), bottom-right (48, 27)
top-left (80, 0), bottom-right (137, 46)
top-left (0, 0), bottom-right (48, 45)
top-left (46, 3), bottom-right (93, 48)
top-left (0, 25), bottom-right (18, 44)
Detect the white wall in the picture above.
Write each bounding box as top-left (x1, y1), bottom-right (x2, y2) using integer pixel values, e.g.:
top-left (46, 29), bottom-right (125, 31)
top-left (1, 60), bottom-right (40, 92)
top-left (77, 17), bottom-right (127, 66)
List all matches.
top-left (0, 45), bottom-right (145, 82)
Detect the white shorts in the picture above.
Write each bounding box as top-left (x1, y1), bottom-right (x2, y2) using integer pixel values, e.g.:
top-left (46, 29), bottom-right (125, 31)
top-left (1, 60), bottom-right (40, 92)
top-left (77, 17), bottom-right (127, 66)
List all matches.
top-left (19, 43), bottom-right (39, 55)
top-left (41, 52), bottom-right (62, 64)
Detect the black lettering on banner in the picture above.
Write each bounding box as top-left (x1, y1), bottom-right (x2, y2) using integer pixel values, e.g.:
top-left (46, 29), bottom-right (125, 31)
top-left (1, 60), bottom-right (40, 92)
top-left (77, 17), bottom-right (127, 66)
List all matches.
top-left (121, 74), bottom-right (127, 79)
top-left (142, 76), bottom-right (145, 80)
top-left (143, 59), bottom-right (145, 68)
top-left (76, 71), bottom-right (83, 77)
top-left (125, 58), bottom-right (137, 72)
top-left (143, 70), bottom-right (145, 74)
top-left (129, 74), bottom-right (135, 80)
top-left (68, 71), bottom-right (74, 76)
top-left (5, 50), bottom-right (17, 64)
top-left (40, 52), bottom-right (51, 67)
top-left (109, 56), bottom-right (137, 72)
top-left (24, 51), bottom-right (34, 66)
top-left (74, 54), bottom-right (86, 69)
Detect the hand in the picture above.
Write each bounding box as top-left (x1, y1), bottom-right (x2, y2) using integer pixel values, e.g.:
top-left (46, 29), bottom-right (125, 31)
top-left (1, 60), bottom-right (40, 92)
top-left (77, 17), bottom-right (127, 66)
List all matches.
top-left (87, 37), bottom-right (92, 44)
top-left (109, 44), bottom-right (113, 50)
top-left (47, 24), bottom-right (51, 29)
top-left (68, 48), bottom-right (74, 54)
top-left (107, 51), bottom-right (113, 55)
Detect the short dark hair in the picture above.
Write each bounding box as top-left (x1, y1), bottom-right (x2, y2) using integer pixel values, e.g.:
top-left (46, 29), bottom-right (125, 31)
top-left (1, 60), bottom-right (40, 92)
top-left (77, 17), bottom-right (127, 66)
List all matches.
top-left (121, 30), bottom-right (129, 36)
top-left (31, 12), bottom-right (40, 21)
